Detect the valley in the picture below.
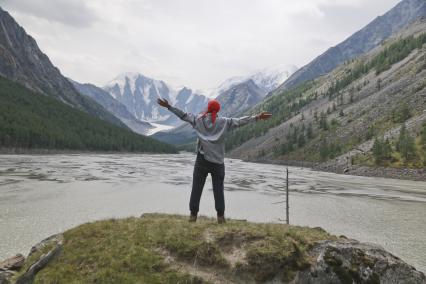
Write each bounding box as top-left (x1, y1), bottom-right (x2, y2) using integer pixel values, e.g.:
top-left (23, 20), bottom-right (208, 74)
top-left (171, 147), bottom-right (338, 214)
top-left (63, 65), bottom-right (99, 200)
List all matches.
top-left (1, 0), bottom-right (425, 176)
top-left (1, 1), bottom-right (426, 282)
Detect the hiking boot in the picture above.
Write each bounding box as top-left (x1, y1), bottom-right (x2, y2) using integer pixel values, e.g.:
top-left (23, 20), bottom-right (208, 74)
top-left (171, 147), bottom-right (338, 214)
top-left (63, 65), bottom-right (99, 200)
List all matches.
top-left (217, 215), bottom-right (226, 224)
top-left (189, 213), bottom-right (197, 223)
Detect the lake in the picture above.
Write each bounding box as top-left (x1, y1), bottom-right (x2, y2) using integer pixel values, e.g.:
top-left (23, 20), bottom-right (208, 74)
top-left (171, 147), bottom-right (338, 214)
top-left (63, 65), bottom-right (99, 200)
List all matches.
top-left (0, 153), bottom-right (425, 273)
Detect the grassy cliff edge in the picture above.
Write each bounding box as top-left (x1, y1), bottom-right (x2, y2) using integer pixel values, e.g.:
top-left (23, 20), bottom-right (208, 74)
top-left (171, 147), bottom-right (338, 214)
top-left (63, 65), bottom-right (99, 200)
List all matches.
top-left (3, 214), bottom-right (425, 284)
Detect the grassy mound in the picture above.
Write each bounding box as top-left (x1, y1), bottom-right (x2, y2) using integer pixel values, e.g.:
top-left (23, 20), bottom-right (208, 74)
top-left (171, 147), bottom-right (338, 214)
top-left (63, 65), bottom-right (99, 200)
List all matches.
top-left (34, 214), bottom-right (332, 283)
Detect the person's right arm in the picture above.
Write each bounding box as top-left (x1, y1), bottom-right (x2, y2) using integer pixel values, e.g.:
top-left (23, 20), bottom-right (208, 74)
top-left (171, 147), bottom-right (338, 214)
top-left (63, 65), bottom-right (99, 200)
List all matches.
top-left (157, 98), bottom-right (196, 126)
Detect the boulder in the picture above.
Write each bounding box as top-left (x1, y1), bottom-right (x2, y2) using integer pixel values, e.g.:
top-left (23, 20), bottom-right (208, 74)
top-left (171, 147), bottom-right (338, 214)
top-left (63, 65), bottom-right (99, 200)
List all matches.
top-left (0, 255), bottom-right (25, 271)
top-left (294, 239), bottom-right (426, 284)
top-left (14, 234), bottom-right (63, 284)
top-left (0, 270), bottom-right (14, 284)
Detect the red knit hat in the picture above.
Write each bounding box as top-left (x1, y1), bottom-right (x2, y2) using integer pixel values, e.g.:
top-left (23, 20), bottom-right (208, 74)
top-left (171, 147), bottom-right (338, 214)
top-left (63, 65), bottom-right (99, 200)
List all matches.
top-left (201, 99), bottom-right (221, 124)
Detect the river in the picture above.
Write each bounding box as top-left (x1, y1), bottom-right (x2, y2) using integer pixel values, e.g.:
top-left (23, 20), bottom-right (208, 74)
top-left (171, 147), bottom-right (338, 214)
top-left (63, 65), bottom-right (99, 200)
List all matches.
top-left (0, 153), bottom-right (425, 273)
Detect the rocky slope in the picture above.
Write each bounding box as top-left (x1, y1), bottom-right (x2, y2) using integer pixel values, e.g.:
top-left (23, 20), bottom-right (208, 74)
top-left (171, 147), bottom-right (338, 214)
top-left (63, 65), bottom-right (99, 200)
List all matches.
top-left (216, 79), bottom-right (265, 117)
top-left (0, 214), bottom-right (424, 284)
top-left (0, 7), bottom-right (124, 128)
top-left (226, 18), bottom-right (426, 180)
top-left (104, 72), bottom-right (209, 127)
top-left (276, 0), bottom-right (426, 92)
top-left (71, 80), bottom-right (154, 135)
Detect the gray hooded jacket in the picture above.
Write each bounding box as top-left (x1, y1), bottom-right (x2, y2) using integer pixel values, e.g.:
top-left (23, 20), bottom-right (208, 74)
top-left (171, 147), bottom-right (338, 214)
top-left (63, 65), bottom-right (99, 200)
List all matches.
top-left (168, 106), bottom-right (257, 164)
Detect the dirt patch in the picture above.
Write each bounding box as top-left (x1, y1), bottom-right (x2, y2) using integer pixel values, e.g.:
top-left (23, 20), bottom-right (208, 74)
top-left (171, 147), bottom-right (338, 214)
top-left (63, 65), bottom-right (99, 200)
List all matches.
top-left (154, 247), bottom-right (237, 284)
top-left (203, 229), bottom-right (215, 243)
top-left (214, 229), bottom-right (264, 249)
top-left (222, 247), bottom-right (247, 268)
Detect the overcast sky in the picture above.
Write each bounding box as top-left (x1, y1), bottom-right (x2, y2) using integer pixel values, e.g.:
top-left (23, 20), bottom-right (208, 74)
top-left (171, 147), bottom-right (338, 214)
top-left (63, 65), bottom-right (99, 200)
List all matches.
top-left (1, 0), bottom-right (400, 90)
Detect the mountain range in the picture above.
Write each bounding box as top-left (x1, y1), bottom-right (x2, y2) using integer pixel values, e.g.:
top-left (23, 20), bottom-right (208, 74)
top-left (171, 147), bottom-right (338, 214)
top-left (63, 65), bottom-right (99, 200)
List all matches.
top-left (0, 6), bottom-right (175, 153)
top-left (203, 65), bottom-right (297, 98)
top-left (213, 65), bottom-right (297, 116)
top-left (71, 80), bottom-right (154, 135)
top-left (103, 73), bottom-right (208, 127)
top-left (97, 65), bottom-right (296, 136)
top-left (149, 66), bottom-right (296, 143)
top-left (276, 0), bottom-right (426, 92)
top-left (227, 15), bottom-right (426, 177)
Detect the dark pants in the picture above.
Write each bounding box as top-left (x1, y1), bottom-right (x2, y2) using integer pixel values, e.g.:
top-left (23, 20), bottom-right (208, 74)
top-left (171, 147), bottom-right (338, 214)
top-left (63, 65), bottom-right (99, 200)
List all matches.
top-left (190, 153), bottom-right (225, 216)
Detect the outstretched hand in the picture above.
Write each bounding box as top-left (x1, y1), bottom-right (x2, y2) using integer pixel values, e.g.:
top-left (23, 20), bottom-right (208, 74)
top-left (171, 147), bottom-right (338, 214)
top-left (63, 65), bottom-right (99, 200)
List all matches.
top-left (157, 98), bottom-right (170, 109)
top-left (256, 112), bottom-right (272, 120)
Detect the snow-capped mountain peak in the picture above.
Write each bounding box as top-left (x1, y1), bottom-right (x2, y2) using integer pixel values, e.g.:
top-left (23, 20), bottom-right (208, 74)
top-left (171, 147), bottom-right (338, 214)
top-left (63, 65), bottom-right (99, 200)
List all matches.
top-left (202, 64), bottom-right (298, 98)
top-left (202, 64), bottom-right (298, 117)
top-left (105, 72), bottom-right (172, 100)
top-left (103, 72), bottom-right (208, 127)
top-left (249, 65), bottom-right (298, 92)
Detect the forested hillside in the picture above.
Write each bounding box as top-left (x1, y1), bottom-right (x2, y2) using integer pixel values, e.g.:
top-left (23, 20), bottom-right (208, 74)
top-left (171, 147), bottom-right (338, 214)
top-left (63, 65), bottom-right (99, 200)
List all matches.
top-left (227, 21), bottom-right (426, 173)
top-left (0, 77), bottom-right (177, 153)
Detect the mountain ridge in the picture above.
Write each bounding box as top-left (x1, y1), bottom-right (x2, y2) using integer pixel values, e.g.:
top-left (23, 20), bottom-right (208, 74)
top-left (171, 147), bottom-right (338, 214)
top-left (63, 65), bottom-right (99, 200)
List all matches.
top-left (216, 79), bottom-right (265, 117)
top-left (276, 0), bottom-right (426, 93)
top-left (226, 18), bottom-right (426, 180)
top-left (0, 6), bottom-right (125, 128)
top-left (71, 80), bottom-right (154, 135)
top-left (203, 65), bottom-right (297, 98)
top-left (104, 72), bottom-right (209, 127)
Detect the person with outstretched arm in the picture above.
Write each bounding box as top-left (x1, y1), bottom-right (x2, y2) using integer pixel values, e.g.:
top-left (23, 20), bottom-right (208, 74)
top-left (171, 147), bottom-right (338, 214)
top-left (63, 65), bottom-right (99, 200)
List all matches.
top-left (157, 98), bottom-right (272, 224)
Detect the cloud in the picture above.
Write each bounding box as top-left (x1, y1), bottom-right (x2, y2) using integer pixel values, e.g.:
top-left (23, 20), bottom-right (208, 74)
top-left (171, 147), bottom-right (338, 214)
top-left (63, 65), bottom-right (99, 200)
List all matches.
top-left (0, 0), bottom-right (97, 27)
top-left (0, 0), bottom-right (402, 89)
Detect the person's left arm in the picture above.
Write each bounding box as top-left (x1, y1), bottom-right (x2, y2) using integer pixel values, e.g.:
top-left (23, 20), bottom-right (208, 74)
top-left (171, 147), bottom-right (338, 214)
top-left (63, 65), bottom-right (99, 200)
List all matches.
top-left (157, 98), bottom-right (196, 126)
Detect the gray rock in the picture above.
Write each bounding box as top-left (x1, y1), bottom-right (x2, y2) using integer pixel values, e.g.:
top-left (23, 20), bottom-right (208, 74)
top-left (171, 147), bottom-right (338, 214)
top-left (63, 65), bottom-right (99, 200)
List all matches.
top-left (0, 255), bottom-right (25, 271)
top-left (294, 239), bottom-right (426, 284)
top-left (0, 270), bottom-right (14, 284)
top-left (14, 234), bottom-right (63, 284)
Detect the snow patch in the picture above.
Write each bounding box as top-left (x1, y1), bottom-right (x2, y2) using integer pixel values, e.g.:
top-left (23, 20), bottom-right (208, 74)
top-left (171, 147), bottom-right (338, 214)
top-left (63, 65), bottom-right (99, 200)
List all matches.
top-left (150, 106), bottom-right (170, 122)
top-left (142, 84), bottom-right (151, 105)
top-left (146, 123), bottom-right (175, 135)
top-left (200, 64), bottom-right (298, 98)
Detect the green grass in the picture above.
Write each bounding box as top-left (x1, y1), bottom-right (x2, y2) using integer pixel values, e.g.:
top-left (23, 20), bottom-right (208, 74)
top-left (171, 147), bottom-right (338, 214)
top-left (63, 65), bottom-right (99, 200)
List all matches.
top-left (34, 214), bottom-right (333, 283)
